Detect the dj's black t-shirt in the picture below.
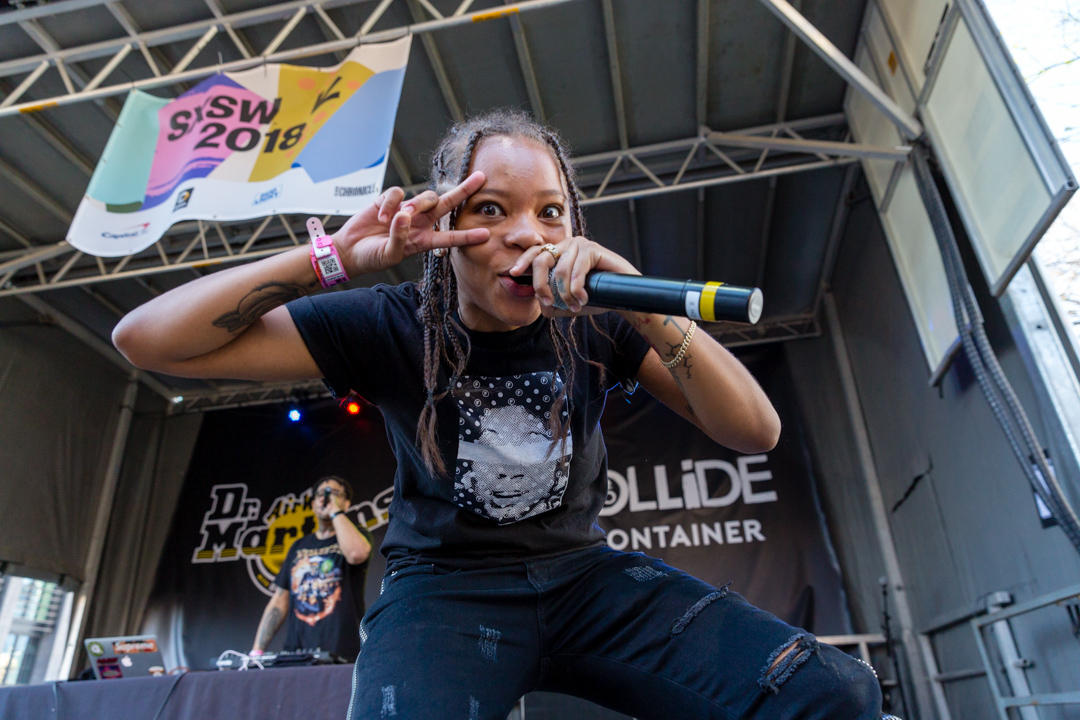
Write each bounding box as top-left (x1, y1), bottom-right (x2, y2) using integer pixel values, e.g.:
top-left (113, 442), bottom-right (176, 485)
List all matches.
top-left (273, 528), bottom-right (372, 660)
top-left (286, 282), bottom-right (651, 571)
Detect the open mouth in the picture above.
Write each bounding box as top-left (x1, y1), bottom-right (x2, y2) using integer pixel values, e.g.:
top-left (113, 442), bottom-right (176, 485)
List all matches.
top-left (499, 271), bottom-right (536, 298)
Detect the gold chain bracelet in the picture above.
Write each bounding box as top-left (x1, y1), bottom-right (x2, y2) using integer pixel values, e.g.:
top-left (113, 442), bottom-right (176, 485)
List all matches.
top-left (661, 321), bottom-right (696, 369)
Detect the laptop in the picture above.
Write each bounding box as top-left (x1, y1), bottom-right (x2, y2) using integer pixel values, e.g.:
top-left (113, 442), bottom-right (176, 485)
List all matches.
top-left (84, 635), bottom-right (166, 680)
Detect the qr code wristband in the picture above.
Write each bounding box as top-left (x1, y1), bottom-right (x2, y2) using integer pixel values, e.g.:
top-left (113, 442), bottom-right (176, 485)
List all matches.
top-left (310, 235), bottom-right (349, 288)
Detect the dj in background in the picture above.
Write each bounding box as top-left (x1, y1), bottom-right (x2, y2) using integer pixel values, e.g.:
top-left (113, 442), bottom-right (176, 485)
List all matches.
top-left (250, 476), bottom-right (373, 660)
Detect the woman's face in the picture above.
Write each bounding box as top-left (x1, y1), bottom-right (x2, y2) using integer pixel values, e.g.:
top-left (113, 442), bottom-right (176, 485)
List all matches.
top-left (450, 136), bottom-right (571, 332)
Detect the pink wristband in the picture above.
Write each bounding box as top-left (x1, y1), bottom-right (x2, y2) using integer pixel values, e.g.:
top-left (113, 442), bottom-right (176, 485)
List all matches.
top-left (310, 235), bottom-right (349, 288)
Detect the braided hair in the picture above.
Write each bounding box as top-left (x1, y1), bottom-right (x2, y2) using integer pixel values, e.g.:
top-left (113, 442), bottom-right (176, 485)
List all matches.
top-left (416, 109), bottom-right (593, 474)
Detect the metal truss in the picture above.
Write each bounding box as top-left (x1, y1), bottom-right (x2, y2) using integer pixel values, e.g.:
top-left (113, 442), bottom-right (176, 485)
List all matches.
top-left (0, 113), bottom-right (906, 297)
top-left (0, 0), bottom-right (580, 119)
top-left (172, 379), bottom-right (331, 413)
top-left (0, 0), bottom-right (923, 151)
top-left (712, 313), bottom-right (820, 348)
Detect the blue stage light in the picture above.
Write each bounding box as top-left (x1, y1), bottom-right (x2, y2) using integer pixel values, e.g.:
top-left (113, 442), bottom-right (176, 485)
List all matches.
top-left (288, 408), bottom-right (301, 422)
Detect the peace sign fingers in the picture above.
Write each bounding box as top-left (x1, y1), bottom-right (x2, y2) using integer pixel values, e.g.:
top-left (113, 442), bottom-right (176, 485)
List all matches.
top-left (404, 171), bottom-right (487, 225)
top-left (397, 171), bottom-right (489, 255)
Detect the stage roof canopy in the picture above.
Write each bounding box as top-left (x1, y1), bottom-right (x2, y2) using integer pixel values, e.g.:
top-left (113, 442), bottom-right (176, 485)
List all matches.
top-left (0, 0), bottom-right (877, 409)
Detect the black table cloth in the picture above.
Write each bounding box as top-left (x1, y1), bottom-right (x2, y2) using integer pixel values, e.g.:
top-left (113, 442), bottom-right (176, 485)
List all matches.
top-left (0, 664), bottom-right (354, 720)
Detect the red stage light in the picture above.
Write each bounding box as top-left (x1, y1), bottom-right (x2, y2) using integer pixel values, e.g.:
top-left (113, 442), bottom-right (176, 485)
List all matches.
top-left (346, 401), bottom-right (361, 415)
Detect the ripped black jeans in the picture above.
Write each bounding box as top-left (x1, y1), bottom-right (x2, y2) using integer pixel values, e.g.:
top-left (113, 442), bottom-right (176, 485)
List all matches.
top-left (348, 545), bottom-right (882, 720)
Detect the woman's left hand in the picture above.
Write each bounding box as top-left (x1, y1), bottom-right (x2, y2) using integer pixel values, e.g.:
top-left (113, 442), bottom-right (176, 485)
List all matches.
top-left (509, 236), bottom-right (639, 315)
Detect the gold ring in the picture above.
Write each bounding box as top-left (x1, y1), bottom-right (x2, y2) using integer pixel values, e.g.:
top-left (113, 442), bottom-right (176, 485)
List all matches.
top-left (540, 243), bottom-right (560, 261)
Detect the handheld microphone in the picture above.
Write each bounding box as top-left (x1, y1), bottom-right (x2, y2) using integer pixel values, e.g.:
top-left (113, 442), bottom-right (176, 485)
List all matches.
top-left (548, 272), bottom-right (763, 324)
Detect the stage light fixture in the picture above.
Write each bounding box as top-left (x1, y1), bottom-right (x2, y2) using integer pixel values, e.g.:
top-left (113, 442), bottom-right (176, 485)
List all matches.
top-left (339, 391), bottom-right (364, 416)
top-left (288, 407), bottom-right (301, 422)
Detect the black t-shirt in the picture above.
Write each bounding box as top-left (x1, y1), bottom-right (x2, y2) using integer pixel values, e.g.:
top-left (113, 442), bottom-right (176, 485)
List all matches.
top-left (273, 528), bottom-right (372, 660)
top-left (287, 282), bottom-right (651, 570)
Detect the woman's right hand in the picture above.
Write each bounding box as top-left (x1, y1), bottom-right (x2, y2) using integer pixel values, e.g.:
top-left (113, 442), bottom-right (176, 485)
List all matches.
top-left (112, 171), bottom-right (490, 380)
top-left (332, 171), bottom-right (490, 276)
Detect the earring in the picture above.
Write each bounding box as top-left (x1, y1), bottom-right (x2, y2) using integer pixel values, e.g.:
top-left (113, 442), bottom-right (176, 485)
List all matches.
top-left (432, 247), bottom-right (446, 257)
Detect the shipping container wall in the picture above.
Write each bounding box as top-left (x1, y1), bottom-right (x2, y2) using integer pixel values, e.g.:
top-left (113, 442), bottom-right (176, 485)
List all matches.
top-left (789, 182), bottom-right (1080, 719)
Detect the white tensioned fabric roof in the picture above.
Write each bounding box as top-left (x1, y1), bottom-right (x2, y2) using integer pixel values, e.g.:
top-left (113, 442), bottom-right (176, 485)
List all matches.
top-left (0, 0), bottom-right (893, 409)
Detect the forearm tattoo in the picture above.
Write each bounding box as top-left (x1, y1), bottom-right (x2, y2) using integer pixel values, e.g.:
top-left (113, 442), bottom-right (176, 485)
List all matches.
top-left (632, 314), bottom-right (696, 416)
top-left (255, 605), bottom-right (284, 649)
top-left (662, 315), bottom-right (685, 333)
top-left (661, 316), bottom-right (693, 376)
top-left (662, 315), bottom-right (696, 416)
top-left (663, 345), bottom-right (694, 379)
top-left (212, 280), bottom-right (316, 332)
top-left (629, 314), bottom-right (651, 332)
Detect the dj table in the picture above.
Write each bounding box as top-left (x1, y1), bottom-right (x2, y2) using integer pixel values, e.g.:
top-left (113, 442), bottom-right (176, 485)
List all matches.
top-left (0, 664), bottom-right (354, 720)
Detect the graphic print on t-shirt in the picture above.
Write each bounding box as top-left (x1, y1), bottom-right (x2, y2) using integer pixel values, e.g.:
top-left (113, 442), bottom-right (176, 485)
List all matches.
top-left (290, 544), bottom-right (343, 627)
top-left (453, 372), bottom-right (572, 525)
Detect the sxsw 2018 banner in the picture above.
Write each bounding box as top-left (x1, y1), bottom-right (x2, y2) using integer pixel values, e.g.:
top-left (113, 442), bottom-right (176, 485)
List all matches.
top-left (68, 36), bottom-right (411, 257)
top-left (147, 347), bottom-right (851, 670)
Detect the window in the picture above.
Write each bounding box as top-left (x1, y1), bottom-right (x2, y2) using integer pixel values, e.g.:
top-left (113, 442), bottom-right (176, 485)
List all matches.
top-left (0, 575), bottom-right (73, 686)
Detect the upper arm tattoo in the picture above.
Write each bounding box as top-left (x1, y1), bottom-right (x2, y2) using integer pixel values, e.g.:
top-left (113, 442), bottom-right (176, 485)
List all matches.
top-left (212, 280), bottom-right (317, 333)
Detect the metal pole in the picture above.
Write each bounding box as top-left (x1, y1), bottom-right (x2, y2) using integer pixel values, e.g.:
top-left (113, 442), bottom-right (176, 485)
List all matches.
top-left (601, 0), bottom-right (629, 150)
top-left (0, 576), bottom-right (22, 665)
top-left (695, 0), bottom-right (710, 127)
top-left (824, 294), bottom-right (941, 720)
top-left (43, 590), bottom-right (74, 681)
top-left (755, 0), bottom-right (922, 140)
top-left (705, 130), bottom-right (910, 161)
top-left (0, 0), bottom-right (119, 26)
top-left (985, 592), bottom-right (1038, 720)
top-left (58, 372), bottom-right (139, 679)
top-left (0, 241), bottom-right (72, 277)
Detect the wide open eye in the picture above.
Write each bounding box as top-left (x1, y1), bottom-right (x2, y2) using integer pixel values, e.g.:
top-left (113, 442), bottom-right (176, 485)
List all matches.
top-left (477, 202), bottom-right (503, 218)
top-left (540, 205), bottom-right (564, 220)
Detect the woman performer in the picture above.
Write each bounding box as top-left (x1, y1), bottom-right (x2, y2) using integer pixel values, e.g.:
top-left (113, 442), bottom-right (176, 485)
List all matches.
top-left (114, 109), bottom-right (883, 719)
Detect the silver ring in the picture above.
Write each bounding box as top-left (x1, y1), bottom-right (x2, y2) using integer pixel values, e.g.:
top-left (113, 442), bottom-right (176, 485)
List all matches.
top-left (540, 243), bottom-right (560, 261)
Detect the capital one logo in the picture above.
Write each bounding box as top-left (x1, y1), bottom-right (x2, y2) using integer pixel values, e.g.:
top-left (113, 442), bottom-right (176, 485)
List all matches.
top-left (100, 222), bottom-right (151, 239)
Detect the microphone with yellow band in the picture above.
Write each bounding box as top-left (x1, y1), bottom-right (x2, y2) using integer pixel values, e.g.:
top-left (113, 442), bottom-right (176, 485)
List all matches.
top-left (547, 271), bottom-right (763, 324)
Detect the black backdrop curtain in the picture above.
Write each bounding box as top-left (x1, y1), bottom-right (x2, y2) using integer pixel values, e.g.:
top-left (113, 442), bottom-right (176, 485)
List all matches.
top-left (145, 344), bottom-right (849, 670)
top-left (82, 393), bottom-right (203, 672)
top-left (0, 299), bottom-right (128, 582)
top-left (599, 345), bottom-right (851, 635)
